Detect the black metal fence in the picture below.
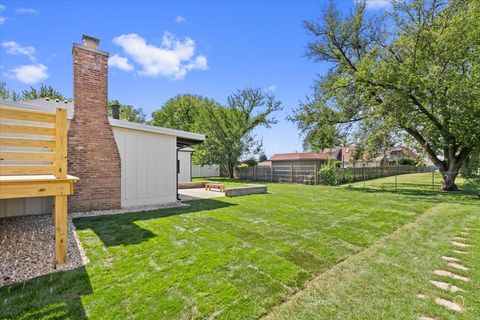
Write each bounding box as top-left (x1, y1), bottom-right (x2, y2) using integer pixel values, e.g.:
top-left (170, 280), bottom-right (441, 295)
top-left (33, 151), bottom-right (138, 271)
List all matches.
top-left (234, 164), bottom-right (436, 185)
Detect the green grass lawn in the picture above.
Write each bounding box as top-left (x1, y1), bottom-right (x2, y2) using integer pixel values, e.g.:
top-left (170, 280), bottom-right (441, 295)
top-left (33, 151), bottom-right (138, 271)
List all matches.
top-left (1, 174), bottom-right (478, 319)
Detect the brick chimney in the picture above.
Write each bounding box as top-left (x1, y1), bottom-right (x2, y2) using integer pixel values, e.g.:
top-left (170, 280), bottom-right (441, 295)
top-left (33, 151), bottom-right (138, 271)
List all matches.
top-left (68, 35), bottom-right (121, 212)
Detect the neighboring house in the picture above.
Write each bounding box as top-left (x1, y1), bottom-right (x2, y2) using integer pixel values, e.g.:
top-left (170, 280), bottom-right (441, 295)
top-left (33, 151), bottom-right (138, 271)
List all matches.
top-left (269, 152), bottom-right (334, 169)
top-left (373, 146), bottom-right (418, 165)
top-left (0, 35), bottom-right (205, 218)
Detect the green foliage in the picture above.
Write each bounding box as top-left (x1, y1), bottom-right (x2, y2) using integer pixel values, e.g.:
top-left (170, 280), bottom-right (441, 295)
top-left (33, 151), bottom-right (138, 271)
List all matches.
top-left (243, 157), bottom-right (258, 167)
top-left (319, 160), bottom-right (341, 185)
top-left (151, 94), bottom-right (220, 131)
top-left (108, 100), bottom-right (147, 123)
top-left (193, 88), bottom-right (281, 177)
top-left (258, 153), bottom-right (268, 162)
top-left (0, 82), bottom-right (65, 101)
top-left (294, 0), bottom-right (480, 190)
top-left (397, 158), bottom-right (415, 166)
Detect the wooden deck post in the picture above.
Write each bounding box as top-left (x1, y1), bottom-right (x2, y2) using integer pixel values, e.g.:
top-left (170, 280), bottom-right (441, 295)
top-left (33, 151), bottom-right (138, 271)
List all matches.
top-left (54, 195), bottom-right (68, 265)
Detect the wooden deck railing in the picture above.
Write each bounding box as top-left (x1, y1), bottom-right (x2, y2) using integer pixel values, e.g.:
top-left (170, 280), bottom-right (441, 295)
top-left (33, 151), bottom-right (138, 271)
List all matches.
top-left (0, 105), bottom-right (79, 265)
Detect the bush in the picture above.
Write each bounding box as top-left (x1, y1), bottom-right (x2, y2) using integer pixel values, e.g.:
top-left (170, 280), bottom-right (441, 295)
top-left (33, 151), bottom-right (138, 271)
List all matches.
top-left (397, 158), bottom-right (415, 165)
top-left (319, 161), bottom-right (341, 185)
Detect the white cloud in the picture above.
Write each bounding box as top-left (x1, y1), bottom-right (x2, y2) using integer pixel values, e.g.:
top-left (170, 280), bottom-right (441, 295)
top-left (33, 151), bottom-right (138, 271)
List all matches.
top-left (265, 85), bottom-right (276, 92)
top-left (16, 8), bottom-right (39, 15)
top-left (359, 0), bottom-right (390, 9)
top-left (9, 64), bottom-right (49, 85)
top-left (0, 4), bottom-right (6, 12)
top-left (0, 16), bottom-right (5, 25)
top-left (108, 54), bottom-right (134, 72)
top-left (2, 41), bottom-right (36, 61)
top-left (113, 32), bottom-right (208, 80)
top-left (175, 15), bottom-right (185, 23)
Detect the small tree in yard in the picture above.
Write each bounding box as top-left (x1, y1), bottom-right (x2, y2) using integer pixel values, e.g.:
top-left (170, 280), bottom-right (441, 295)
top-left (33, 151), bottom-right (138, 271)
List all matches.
top-left (292, 0), bottom-right (480, 191)
top-left (194, 88), bottom-right (282, 178)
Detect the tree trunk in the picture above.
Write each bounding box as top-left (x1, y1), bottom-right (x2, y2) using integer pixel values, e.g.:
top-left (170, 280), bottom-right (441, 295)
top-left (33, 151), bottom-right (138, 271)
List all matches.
top-left (439, 162), bottom-right (461, 191)
top-left (228, 165), bottom-right (235, 179)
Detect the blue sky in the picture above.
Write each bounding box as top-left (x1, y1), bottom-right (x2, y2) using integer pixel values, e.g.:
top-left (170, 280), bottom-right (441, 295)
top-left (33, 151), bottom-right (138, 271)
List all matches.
top-left (0, 0), bottom-right (389, 157)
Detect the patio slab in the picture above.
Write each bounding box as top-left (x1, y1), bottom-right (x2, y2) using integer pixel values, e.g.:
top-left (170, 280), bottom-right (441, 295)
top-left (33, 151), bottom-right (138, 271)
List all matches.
top-left (178, 188), bottom-right (225, 201)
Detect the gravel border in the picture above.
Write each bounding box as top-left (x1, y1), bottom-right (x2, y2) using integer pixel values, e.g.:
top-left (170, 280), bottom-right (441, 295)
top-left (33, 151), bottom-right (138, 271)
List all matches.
top-left (70, 201), bottom-right (187, 219)
top-left (0, 201), bottom-right (188, 287)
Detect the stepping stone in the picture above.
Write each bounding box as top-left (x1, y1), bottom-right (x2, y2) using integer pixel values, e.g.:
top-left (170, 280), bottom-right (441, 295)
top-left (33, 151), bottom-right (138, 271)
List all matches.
top-left (435, 297), bottom-right (464, 312)
top-left (419, 316), bottom-right (437, 320)
top-left (452, 250), bottom-right (468, 254)
top-left (452, 241), bottom-right (471, 248)
top-left (416, 293), bottom-right (427, 299)
top-left (448, 262), bottom-right (469, 271)
top-left (433, 270), bottom-right (470, 282)
top-left (442, 256), bottom-right (460, 262)
top-left (430, 280), bottom-right (464, 293)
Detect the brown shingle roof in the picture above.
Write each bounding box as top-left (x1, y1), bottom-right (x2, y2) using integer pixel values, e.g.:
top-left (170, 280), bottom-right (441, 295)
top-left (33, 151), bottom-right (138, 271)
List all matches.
top-left (269, 153), bottom-right (334, 161)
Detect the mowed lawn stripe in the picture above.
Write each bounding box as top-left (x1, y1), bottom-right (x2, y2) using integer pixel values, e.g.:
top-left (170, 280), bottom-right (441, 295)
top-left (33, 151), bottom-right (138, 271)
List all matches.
top-left (264, 202), bottom-right (480, 320)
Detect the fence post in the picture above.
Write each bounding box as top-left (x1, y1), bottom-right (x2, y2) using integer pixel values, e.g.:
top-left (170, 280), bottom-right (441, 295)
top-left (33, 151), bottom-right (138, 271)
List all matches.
top-left (254, 165), bottom-right (257, 181)
top-left (271, 166), bottom-right (273, 182)
top-left (363, 163), bottom-right (366, 190)
top-left (353, 166), bottom-right (356, 182)
top-left (314, 163), bottom-right (318, 185)
top-left (290, 164), bottom-right (294, 183)
top-left (395, 166), bottom-right (398, 191)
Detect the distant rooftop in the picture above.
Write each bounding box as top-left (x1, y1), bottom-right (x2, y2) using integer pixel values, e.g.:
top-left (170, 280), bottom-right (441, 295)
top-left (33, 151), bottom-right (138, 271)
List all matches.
top-left (269, 152), bottom-right (334, 161)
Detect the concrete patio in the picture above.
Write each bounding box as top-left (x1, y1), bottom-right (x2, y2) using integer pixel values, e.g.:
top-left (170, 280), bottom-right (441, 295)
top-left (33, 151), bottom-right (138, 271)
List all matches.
top-left (178, 188), bottom-right (225, 201)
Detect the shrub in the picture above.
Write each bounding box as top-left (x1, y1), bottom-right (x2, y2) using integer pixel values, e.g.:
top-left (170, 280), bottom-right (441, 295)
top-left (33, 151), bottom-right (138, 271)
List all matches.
top-left (319, 161), bottom-right (341, 185)
top-left (397, 158), bottom-right (415, 165)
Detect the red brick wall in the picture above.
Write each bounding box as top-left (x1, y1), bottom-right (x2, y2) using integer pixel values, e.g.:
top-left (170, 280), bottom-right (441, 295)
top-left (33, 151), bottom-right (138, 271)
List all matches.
top-left (67, 44), bottom-right (121, 212)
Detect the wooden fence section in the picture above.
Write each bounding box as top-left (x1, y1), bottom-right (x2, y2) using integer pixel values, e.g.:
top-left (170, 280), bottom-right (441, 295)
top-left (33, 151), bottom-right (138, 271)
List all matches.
top-left (235, 164), bottom-right (435, 185)
top-left (0, 106), bottom-right (79, 265)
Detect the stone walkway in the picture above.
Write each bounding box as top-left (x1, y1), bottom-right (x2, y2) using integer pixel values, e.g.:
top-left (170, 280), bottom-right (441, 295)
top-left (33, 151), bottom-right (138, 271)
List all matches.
top-left (418, 225), bottom-right (475, 319)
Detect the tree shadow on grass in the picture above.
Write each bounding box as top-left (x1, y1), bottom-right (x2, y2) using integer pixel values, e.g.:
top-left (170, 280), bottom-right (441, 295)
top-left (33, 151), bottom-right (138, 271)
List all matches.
top-left (74, 198), bottom-right (237, 247)
top-left (0, 266), bottom-right (92, 320)
top-left (344, 183), bottom-right (478, 204)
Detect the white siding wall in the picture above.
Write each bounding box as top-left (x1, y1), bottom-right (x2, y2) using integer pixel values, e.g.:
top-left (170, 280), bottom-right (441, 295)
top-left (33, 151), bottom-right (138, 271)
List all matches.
top-left (113, 126), bottom-right (177, 207)
top-left (178, 150), bottom-right (191, 183)
top-left (192, 165), bottom-right (220, 178)
top-left (0, 120), bottom-right (181, 217)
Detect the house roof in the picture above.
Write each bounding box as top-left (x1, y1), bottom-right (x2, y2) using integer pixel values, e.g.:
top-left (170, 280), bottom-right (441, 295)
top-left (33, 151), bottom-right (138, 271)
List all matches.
top-left (269, 153), bottom-right (334, 161)
top-left (0, 98), bottom-right (205, 146)
top-left (320, 146), bottom-right (357, 162)
top-left (391, 146), bottom-right (417, 159)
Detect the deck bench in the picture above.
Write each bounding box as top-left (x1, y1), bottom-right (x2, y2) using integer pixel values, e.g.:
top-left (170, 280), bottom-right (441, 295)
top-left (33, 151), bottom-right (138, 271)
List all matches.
top-left (0, 105), bottom-right (79, 265)
top-left (205, 182), bottom-right (226, 192)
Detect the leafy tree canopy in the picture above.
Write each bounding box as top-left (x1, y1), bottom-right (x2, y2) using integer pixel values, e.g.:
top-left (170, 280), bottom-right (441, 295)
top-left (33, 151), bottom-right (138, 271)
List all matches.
top-left (292, 0), bottom-right (480, 190)
top-left (193, 88), bottom-right (281, 177)
top-left (1, 82), bottom-right (65, 101)
top-left (151, 94), bottom-right (221, 131)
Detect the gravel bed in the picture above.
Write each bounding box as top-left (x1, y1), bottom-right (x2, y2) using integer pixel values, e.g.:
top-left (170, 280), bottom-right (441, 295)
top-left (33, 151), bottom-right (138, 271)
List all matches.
top-left (0, 215), bottom-right (88, 287)
top-left (0, 202), bottom-right (188, 287)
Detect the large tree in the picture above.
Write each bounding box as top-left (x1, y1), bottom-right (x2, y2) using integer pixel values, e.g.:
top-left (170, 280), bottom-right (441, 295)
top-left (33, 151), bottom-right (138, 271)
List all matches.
top-left (151, 94), bottom-right (220, 131)
top-left (193, 88), bottom-right (281, 178)
top-left (292, 0), bottom-right (480, 190)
